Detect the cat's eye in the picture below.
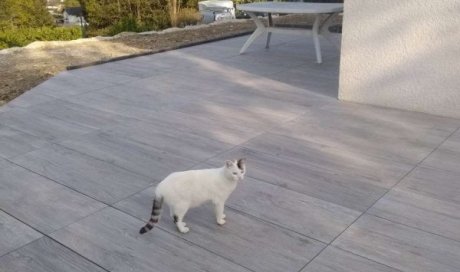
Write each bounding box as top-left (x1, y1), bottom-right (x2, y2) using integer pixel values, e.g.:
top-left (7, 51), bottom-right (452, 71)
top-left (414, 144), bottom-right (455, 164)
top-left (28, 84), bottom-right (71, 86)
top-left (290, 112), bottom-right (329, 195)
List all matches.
top-left (232, 172), bottom-right (237, 175)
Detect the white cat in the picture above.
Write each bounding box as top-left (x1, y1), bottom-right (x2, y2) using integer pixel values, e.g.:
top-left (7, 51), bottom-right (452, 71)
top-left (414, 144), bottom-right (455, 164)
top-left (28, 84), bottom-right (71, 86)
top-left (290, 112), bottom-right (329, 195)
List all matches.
top-left (139, 158), bottom-right (246, 234)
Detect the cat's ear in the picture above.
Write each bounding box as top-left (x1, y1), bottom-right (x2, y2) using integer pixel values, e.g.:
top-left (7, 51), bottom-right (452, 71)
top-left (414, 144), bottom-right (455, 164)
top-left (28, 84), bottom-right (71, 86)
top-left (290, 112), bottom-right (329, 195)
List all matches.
top-left (225, 160), bottom-right (234, 168)
top-left (237, 158), bottom-right (246, 170)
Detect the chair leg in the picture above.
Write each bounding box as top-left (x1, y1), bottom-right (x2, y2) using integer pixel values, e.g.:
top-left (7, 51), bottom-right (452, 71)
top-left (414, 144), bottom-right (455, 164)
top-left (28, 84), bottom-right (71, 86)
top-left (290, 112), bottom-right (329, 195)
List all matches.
top-left (312, 15), bottom-right (322, 64)
top-left (240, 27), bottom-right (266, 54)
top-left (240, 12), bottom-right (267, 54)
top-left (265, 13), bottom-right (273, 49)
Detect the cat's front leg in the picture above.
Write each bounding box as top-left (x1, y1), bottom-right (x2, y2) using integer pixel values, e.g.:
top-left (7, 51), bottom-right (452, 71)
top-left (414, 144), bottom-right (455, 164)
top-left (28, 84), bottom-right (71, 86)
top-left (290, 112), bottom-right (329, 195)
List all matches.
top-left (214, 202), bottom-right (226, 225)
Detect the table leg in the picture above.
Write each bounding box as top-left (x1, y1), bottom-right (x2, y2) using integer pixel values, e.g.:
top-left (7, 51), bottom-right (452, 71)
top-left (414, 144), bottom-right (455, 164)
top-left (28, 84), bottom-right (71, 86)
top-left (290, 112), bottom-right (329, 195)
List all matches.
top-left (240, 12), bottom-right (267, 54)
top-left (265, 13), bottom-right (273, 49)
top-left (312, 14), bottom-right (322, 64)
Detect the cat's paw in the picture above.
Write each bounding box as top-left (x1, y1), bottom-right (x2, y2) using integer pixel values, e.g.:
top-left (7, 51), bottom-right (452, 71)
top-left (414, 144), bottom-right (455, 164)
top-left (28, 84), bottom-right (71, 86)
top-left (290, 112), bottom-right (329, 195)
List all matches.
top-left (222, 214), bottom-right (226, 219)
top-left (179, 226), bottom-right (190, 233)
top-left (217, 218), bottom-right (226, 225)
top-left (177, 222), bottom-right (189, 233)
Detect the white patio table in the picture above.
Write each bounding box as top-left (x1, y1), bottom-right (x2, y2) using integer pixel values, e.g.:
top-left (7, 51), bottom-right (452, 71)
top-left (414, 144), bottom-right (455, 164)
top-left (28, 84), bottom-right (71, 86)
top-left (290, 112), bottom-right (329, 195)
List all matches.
top-left (237, 2), bottom-right (343, 63)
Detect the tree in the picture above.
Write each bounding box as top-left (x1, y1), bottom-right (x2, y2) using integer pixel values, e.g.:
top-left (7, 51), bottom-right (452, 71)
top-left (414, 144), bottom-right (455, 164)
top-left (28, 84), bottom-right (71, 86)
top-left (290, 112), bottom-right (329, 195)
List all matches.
top-left (0, 0), bottom-right (55, 29)
top-left (79, 0), bottom-right (171, 30)
top-left (168, 0), bottom-right (180, 27)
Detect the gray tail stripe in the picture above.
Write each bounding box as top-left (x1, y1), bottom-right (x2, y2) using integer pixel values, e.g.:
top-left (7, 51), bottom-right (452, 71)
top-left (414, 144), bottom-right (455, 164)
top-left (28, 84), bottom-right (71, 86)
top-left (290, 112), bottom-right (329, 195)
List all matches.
top-left (139, 196), bottom-right (163, 234)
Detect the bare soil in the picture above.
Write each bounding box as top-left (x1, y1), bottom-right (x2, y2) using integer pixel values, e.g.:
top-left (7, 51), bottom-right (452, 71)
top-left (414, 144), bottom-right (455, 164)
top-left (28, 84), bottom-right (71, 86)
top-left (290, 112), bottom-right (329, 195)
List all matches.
top-left (0, 15), bottom-right (339, 105)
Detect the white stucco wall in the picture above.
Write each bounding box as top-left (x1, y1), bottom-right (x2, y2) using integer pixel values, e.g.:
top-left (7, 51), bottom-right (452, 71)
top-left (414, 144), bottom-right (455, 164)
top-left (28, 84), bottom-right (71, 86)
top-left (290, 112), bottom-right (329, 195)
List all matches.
top-left (338, 0), bottom-right (460, 118)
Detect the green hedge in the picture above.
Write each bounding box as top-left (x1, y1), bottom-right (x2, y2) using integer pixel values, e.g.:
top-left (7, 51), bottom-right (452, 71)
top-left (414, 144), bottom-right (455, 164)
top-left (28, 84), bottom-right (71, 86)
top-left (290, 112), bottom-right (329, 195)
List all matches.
top-left (0, 26), bottom-right (82, 49)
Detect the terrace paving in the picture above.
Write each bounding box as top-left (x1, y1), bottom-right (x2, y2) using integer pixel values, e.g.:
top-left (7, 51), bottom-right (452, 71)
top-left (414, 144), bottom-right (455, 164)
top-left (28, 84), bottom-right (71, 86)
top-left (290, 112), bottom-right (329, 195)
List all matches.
top-left (1, 34), bottom-right (459, 272)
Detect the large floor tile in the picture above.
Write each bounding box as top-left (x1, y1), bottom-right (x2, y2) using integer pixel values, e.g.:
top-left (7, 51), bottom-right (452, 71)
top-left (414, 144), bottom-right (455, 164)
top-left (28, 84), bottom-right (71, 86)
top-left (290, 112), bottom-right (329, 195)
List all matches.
top-left (60, 131), bottom-right (195, 179)
top-left (227, 177), bottom-right (360, 243)
top-left (32, 70), bottom-right (119, 98)
top-left (0, 237), bottom-right (106, 272)
top-left (67, 65), bottom-right (140, 84)
top-left (0, 108), bottom-right (93, 142)
top-left (333, 215), bottom-right (460, 272)
top-left (98, 79), bottom-right (209, 111)
top-left (206, 147), bottom-right (388, 211)
top-left (176, 99), bottom-right (300, 130)
top-left (135, 109), bottom-right (263, 145)
top-left (369, 188), bottom-right (460, 242)
top-left (129, 51), bottom-right (198, 71)
top-left (271, 65), bottom-right (339, 97)
top-left (170, 43), bottom-right (240, 61)
top-left (63, 91), bottom-right (163, 121)
top-left (115, 193), bottom-right (325, 272)
top-left (220, 75), bottom-right (332, 108)
top-left (218, 57), bottom-right (299, 77)
top-left (205, 88), bottom-right (308, 118)
top-left (104, 120), bottom-right (234, 162)
top-left (127, 71), bottom-right (228, 98)
top-left (28, 100), bottom-right (134, 130)
top-left (302, 246), bottom-right (399, 272)
top-left (396, 166), bottom-right (460, 205)
top-left (51, 207), bottom-right (251, 272)
top-left (6, 91), bottom-right (56, 108)
top-left (0, 105), bottom-right (13, 113)
top-left (228, 50), bottom-right (312, 68)
top-left (277, 104), bottom-right (457, 164)
top-left (85, 60), bottom-right (169, 79)
top-left (422, 132), bottom-right (460, 174)
top-left (0, 159), bottom-right (105, 234)
top-left (0, 211), bottom-right (42, 257)
top-left (11, 144), bottom-right (152, 204)
top-left (243, 133), bottom-right (412, 188)
top-left (0, 124), bottom-right (47, 159)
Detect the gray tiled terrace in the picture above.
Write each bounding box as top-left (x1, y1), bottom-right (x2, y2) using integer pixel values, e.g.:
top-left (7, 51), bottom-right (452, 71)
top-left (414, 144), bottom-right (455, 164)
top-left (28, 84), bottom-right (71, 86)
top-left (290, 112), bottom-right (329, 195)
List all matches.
top-left (1, 33), bottom-right (460, 272)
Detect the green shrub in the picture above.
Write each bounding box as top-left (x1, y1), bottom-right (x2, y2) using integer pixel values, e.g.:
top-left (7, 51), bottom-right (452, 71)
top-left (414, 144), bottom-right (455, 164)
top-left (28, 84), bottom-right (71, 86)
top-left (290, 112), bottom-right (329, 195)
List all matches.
top-left (145, 10), bottom-right (171, 31)
top-left (0, 40), bottom-right (8, 49)
top-left (107, 17), bottom-right (142, 36)
top-left (103, 10), bottom-right (171, 37)
top-left (0, 27), bottom-right (82, 49)
top-left (176, 8), bottom-right (202, 27)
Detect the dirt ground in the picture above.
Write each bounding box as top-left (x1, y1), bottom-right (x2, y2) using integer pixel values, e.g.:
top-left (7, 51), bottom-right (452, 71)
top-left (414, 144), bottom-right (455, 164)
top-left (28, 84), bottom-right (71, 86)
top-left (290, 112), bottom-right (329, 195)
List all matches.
top-left (0, 15), bottom-right (339, 105)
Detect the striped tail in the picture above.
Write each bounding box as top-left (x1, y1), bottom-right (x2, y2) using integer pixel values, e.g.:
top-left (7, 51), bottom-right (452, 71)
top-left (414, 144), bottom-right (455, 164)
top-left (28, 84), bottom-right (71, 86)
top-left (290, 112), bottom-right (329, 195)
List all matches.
top-left (139, 196), bottom-right (163, 234)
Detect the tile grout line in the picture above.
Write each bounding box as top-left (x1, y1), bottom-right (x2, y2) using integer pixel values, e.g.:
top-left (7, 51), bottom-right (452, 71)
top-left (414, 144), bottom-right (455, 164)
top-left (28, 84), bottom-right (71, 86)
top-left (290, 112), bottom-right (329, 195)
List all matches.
top-left (367, 213), bottom-right (460, 244)
top-left (5, 158), bottom-right (114, 206)
top-left (296, 125), bottom-right (460, 272)
top-left (0, 212), bottom-right (42, 259)
top-left (0, 208), bottom-right (110, 272)
top-left (329, 245), bottom-right (405, 272)
top-left (225, 206), bottom-right (327, 244)
top-left (183, 104), bottom-right (308, 171)
top-left (52, 140), bottom-right (166, 181)
top-left (235, 143), bottom-right (393, 189)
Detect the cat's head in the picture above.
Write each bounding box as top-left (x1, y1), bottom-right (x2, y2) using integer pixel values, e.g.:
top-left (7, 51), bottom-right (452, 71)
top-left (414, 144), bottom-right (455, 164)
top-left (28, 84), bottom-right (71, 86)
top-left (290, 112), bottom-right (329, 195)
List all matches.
top-left (224, 158), bottom-right (246, 182)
